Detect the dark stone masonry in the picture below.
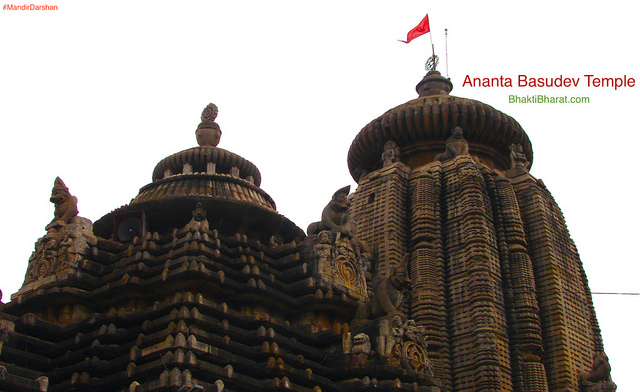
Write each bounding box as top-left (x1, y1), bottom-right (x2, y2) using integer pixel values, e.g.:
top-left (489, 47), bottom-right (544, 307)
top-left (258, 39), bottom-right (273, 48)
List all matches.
top-left (0, 71), bottom-right (615, 392)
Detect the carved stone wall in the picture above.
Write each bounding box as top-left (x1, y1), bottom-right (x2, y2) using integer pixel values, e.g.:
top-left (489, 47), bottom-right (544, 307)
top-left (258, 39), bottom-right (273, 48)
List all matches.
top-left (351, 147), bottom-right (605, 391)
top-left (512, 174), bottom-right (602, 391)
top-left (351, 162), bottom-right (410, 280)
top-left (408, 162), bottom-right (450, 390)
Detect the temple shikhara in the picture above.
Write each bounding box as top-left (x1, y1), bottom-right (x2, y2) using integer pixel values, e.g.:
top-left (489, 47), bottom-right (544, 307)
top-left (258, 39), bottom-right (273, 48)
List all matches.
top-left (0, 70), bottom-right (615, 392)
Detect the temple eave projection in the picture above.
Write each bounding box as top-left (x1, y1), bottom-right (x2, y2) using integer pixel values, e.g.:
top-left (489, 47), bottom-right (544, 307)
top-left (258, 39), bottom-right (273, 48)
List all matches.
top-left (0, 75), bottom-right (615, 392)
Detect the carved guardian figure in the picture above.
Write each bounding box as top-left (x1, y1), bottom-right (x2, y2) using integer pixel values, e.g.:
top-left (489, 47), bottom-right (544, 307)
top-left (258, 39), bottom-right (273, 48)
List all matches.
top-left (49, 177), bottom-right (78, 226)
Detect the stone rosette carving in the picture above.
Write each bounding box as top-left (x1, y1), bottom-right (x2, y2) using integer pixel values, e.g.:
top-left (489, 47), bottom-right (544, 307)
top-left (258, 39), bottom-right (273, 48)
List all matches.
top-left (23, 178), bottom-right (95, 286)
top-left (313, 230), bottom-right (368, 300)
top-left (384, 316), bottom-right (433, 374)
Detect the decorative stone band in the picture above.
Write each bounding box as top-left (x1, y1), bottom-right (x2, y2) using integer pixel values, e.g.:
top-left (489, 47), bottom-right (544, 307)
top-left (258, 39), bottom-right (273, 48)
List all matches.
top-left (132, 173), bottom-right (276, 211)
top-left (347, 95), bottom-right (532, 182)
top-left (152, 147), bottom-right (262, 186)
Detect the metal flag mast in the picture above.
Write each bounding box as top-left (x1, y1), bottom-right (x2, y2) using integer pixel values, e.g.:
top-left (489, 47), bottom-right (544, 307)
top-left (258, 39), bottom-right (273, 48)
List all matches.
top-left (425, 27), bottom-right (439, 72)
top-left (445, 28), bottom-right (449, 78)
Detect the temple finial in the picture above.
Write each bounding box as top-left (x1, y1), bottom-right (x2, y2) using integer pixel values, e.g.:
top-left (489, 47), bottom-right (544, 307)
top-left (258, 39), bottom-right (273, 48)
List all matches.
top-left (196, 103), bottom-right (222, 147)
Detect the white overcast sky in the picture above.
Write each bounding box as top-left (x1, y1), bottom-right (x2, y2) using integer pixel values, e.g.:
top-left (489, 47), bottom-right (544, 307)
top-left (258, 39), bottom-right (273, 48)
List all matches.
top-left (1, 1), bottom-right (637, 389)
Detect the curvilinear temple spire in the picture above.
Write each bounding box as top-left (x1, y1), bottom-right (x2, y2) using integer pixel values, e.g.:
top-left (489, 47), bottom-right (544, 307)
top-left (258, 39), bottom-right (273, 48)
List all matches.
top-left (0, 72), bottom-right (614, 392)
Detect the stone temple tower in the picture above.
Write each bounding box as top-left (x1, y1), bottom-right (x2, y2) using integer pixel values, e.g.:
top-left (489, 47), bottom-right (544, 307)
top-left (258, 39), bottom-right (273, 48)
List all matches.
top-left (347, 70), bottom-right (613, 392)
top-left (0, 76), bottom-right (614, 392)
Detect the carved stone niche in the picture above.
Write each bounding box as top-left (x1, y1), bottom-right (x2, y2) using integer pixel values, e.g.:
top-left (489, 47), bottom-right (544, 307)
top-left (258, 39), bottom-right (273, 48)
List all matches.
top-left (306, 230), bottom-right (368, 301)
top-left (305, 186), bottom-right (370, 301)
top-left (342, 313), bottom-right (439, 386)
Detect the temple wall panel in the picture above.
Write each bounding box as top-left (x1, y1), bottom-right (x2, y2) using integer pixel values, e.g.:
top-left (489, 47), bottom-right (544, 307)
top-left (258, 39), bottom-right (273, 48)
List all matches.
top-left (513, 176), bottom-right (602, 392)
top-left (351, 163), bottom-right (410, 279)
top-left (441, 156), bottom-right (512, 392)
top-left (408, 163), bottom-right (450, 390)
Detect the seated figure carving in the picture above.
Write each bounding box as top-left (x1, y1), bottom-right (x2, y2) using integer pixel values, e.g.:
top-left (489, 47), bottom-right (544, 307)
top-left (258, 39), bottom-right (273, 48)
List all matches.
top-left (368, 258), bottom-right (411, 319)
top-left (184, 202), bottom-right (209, 232)
top-left (435, 126), bottom-right (469, 162)
top-left (49, 177), bottom-right (79, 227)
top-left (307, 186), bottom-right (353, 239)
top-left (507, 143), bottom-right (531, 176)
top-left (382, 140), bottom-right (400, 167)
top-left (579, 352), bottom-right (616, 391)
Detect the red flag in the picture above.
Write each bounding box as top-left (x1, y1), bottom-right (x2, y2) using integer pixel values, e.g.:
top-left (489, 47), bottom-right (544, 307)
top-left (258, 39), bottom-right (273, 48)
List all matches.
top-left (400, 14), bottom-right (430, 43)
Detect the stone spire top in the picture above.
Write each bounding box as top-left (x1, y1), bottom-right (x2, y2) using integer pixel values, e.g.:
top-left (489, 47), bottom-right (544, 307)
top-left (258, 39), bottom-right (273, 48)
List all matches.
top-left (416, 70), bottom-right (453, 96)
top-left (196, 103), bottom-right (221, 147)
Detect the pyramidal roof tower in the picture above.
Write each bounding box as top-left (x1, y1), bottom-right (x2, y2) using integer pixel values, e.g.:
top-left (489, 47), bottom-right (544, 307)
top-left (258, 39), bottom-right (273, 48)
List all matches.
top-left (0, 75), bottom-right (614, 391)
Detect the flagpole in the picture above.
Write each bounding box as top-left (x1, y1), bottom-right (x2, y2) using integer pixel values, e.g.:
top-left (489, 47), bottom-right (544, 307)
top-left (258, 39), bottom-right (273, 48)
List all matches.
top-left (445, 28), bottom-right (449, 78)
top-left (429, 31), bottom-right (435, 59)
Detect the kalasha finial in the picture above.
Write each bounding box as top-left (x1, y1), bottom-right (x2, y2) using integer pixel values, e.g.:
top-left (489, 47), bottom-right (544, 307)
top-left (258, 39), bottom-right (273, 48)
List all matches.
top-left (196, 103), bottom-right (222, 147)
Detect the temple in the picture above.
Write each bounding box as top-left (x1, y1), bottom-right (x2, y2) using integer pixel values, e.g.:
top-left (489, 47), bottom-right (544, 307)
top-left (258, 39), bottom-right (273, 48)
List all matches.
top-left (0, 72), bottom-right (615, 392)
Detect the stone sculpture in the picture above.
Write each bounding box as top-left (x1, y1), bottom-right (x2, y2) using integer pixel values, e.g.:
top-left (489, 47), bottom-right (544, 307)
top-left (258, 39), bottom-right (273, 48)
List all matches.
top-left (382, 140), bottom-right (400, 167)
top-left (579, 352), bottom-right (617, 392)
top-left (351, 333), bottom-right (372, 354)
top-left (24, 178), bottom-right (94, 285)
top-left (184, 202), bottom-right (209, 232)
top-left (435, 126), bottom-right (469, 162)
top-left (507, 143), bottom-right (531, 176)
top-left (307, 186), bottom-right (354, 239)
top-left (304, 186), bottom-right (369, 300)
top-left (48, 177), bottom-right (79, 227)
top-left (367, 257), bottom-right (411, 320)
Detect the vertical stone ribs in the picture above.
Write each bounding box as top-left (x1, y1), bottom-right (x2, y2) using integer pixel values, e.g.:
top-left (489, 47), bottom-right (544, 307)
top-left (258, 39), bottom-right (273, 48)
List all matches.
top-left (484, 170), bottom-right (548, 392)
top-left (352, 164), bottom-right (410, 279)
top-left (408, 163), bottom-right (450, 390)
top-left (513, 177), bottom-right (601, 392)
top-left (442, 156), bottom-right (512, 392)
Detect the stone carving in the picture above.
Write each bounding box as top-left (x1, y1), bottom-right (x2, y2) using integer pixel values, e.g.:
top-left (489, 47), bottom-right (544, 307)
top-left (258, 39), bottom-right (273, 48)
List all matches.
top-left (351, 333), bottom-right (372, 354)
top-left (385, 316), bottom-right (433, 374)
top-left (0, 320), bottom-right (14, 355)
top-left (435, 126), bottom-right (469, 162)
top-left (311, 230), bottom-right (368, 300)
top-left (184, 202), bottom-right (209, 232)
top-left (269, 234), bottom-right (283, 248)
top-left (196, 103), bottom-right (222, 147)
top-left (307, 186), bottom-right (354, 239)
top-left (579, 352), bottom-right (617, 392)
top-left (356, 256), bottom-right (410, 321)
top-left (49, 177), bottom-right (79, 227)
top-left (382, 140), bottom-right (400, 167)
top-left (305, 186), bottom-right (369, 300)
top-left (24, 178), bottom-right (94, 286)
top-left (507, 143), bottom-right (531, 176)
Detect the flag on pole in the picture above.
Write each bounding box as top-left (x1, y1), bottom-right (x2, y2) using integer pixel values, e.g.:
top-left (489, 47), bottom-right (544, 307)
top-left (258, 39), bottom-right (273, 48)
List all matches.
top-left (400, 13), bottom-right (430, 43)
